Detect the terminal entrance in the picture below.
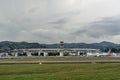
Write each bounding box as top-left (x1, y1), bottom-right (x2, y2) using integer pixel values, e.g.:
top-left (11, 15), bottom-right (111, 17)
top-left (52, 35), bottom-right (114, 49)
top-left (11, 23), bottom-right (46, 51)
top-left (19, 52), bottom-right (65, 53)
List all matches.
top-left (79, 52), bottom-right (87, 56)
top-left (48, 52), bottom-right (60, 56)
top-left (39, 53), bottom-right (44, 56)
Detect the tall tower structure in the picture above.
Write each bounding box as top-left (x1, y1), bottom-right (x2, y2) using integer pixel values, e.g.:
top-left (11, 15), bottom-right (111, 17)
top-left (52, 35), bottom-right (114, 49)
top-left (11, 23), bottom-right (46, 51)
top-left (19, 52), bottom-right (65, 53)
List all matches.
top-left (60, 41), bottom-right (64, 56)
top-left (60, 41), bottom-right (64, 48)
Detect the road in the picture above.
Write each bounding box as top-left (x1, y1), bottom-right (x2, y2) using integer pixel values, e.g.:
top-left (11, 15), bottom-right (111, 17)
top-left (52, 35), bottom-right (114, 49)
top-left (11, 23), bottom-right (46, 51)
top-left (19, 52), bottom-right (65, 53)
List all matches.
top-left (0, 60), bottom-right (120, 64)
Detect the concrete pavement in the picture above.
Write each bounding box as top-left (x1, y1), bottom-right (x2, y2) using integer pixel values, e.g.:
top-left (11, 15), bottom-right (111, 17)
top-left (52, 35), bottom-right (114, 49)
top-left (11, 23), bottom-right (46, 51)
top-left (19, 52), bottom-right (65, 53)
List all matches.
top-left (0, 60), bottom-right (120, 64)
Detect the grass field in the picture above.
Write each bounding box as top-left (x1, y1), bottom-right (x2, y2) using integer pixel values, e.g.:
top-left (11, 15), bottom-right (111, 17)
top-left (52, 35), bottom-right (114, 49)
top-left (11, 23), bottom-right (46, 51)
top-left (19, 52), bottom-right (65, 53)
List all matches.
top-left (0, 57), bottom-right (120, 61)
top-left (0, 63), bottom-right (120, 80)
top-left (0, 57), bottom-right (120, 80)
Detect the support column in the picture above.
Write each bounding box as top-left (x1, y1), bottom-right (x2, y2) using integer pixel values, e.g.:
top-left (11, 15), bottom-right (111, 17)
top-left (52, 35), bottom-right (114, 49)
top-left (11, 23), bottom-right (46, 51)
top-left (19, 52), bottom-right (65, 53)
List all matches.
top-left (77, 51), bottom-right (80, 56)
top-left (60, 51), bottom-right (64, 56)
top-left (15, 53), bottom-right (18, 57)
top-left (27, 52), bottom-right (32, 56)
top-left (38, 50), bottom-right (41, 56)
top-left (44, 52), bottom-right (48, 56)
top-left (5, 53), bottom-right (9, 57)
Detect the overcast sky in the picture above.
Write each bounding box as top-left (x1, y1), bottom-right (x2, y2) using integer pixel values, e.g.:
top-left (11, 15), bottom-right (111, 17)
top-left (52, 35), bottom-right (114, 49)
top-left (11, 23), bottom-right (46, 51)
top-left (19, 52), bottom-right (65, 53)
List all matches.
top-left (0, 0), bottom-right (120, 43)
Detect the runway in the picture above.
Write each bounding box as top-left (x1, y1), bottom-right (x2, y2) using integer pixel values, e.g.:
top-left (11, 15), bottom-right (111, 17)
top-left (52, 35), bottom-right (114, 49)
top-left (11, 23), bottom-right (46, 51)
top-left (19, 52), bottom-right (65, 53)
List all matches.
top-left (0, 60), bottom-right (120, 64)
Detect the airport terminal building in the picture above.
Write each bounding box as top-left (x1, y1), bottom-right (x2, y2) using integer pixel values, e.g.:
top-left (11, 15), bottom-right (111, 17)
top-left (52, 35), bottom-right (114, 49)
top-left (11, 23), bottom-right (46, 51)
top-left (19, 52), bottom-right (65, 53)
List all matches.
top-left (10, 41), bottom-right (100, 57)
top-left (11, 48), bottom-right (99, 57)
top-left (0, 41), bottom-right (119, 57)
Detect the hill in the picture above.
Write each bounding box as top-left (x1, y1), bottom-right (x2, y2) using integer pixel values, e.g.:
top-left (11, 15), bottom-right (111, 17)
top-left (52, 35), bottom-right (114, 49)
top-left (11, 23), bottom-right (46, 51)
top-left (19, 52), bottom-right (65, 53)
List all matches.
top-left (45, 41), bottom-right (119, 48)
top-left (0, 41), bottom-right (120, 52)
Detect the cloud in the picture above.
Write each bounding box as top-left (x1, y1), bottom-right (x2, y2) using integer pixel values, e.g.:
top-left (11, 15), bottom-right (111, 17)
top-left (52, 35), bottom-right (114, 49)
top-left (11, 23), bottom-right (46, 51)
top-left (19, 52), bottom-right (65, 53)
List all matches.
top-left (0, 0), bottom-right (120, 43)
top-left (72, 16), bottom-right (120, 43)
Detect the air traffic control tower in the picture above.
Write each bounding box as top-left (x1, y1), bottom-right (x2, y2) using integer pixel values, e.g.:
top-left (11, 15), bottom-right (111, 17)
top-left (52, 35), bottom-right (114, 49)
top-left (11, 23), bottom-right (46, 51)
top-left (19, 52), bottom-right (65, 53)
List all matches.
top-left (60, 41), bottom-right (64, 48)
top-left (60, 41), bottom-right (64, 56)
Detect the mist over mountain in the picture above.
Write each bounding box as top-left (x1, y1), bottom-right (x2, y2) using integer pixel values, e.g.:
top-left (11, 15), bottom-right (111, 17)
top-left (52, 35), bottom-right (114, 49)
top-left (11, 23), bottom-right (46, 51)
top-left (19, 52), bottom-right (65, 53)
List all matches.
top-left (0, 41), bottom-right (119, 49)
top-left (0, 41), bottom-right (120, 53)
top-left (45, 41), bottom-right (119, 49)
top-left (0, 41), bottom-right (46, 49)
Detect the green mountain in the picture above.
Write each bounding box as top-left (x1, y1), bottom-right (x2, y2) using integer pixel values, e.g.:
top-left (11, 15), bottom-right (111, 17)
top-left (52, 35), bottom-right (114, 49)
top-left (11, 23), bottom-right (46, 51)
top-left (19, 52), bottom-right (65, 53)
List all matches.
top-left (0, 41), bottom-right (120, 52)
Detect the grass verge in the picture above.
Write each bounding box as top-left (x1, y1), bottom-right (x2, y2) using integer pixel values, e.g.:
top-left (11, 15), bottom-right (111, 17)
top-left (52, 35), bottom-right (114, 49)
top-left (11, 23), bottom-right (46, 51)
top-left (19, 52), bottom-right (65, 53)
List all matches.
top-left (0, 63), bottom-right (120, 80)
